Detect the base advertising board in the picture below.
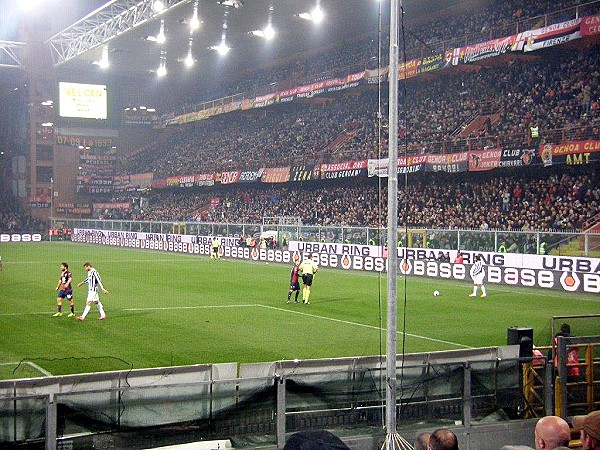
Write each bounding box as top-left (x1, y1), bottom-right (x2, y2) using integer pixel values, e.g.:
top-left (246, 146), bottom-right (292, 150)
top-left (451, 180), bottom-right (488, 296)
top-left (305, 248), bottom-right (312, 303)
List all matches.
top-left (71, 230), bottom-right (599, 294)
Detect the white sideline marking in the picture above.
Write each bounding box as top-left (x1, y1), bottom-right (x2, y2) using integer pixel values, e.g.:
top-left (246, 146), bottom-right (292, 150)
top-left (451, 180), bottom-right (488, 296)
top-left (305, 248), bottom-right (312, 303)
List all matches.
top-left (123, 304), bottom-right (257, 311)
top-left (261, 304), bottom-right (472, 349)
top-left (0, 361), bottom-right (53, 377)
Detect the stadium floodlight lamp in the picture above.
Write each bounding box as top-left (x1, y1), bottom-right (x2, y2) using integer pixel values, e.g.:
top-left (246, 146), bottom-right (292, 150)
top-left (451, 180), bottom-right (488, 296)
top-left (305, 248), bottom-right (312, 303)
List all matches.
top-left (190, 1), bottom-right (200, 31)
top-left (157, 51), bottom-right (167, 77)
top-left (263, 24), bottom-right (275, 40)
top-left (184, 36), bottom-right (195, 67)
top-left (310, 5), bottom-right (324, 24)
top-left (98, 46), bottom-right (109, 69)
top-left (41, 100), bottom-right (53, 106)
top-left (41, 122), bottom-right (53, 127)
top-left (156, 20), bottom-right (166, 44)
top-left (152, 0), bottom-right (165, 13)
top-left (185, 50), bottom-right (194, 67)
top-left (210, 41), bottom-right (230, 56)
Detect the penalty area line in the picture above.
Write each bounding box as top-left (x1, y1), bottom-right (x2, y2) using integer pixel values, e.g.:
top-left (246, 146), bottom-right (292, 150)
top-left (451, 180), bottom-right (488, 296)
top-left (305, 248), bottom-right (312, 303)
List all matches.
top-left (260, 305), bottom-right (472, 349)
top-left (0, 361), bottom-right (53, 377)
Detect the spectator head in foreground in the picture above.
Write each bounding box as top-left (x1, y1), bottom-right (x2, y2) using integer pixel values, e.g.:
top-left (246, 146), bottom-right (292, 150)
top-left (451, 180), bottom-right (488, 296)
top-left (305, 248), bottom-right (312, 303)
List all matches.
top-left (428, 428), bottom-right (458, 450)
top-left (414, 432), bottom-right (431, 450)
top-left (534, 415), bottom-right (570, 450)
top-left (573, 411), bottom-right (600, 450)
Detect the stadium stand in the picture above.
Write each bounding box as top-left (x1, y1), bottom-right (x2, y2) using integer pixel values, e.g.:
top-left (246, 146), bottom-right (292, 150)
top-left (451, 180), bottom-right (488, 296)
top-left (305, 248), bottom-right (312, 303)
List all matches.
top-left (121, 44), bottom-right (599, 177)
top-left (108, 166), bottom-right (599, 234)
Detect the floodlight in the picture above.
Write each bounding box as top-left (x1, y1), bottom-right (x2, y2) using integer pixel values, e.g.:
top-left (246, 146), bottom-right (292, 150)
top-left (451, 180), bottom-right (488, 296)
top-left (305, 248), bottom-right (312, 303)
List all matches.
top-left (216, 42), bottom-right (230, 56)
top-left (263, 24), bottom-right (275, 40)
top-left (157, 51), bottom-right (167, 76)
top-left (218, 0), bottom-right (243, 8)
top-left (311, 6), bottom-right (324, 24)
top-left (185, 51), bottom-right (194, 67)
top-left (152, 1), bottom-right (165, 13)
top-left (156, 20), bottom-right (166, 44)
top-left (190, 1), bottom-right (200, 31)
top-left (98, 46), bottom-right (109, 69)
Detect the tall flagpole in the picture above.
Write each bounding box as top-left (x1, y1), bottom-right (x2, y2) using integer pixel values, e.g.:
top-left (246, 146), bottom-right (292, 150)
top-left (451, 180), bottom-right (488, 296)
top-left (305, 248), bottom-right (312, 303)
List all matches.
top-left (386, 0), bottom-right (399, 438)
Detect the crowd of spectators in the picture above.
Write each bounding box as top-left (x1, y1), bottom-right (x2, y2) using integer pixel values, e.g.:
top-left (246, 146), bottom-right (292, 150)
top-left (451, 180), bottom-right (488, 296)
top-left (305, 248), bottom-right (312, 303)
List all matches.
top-left (119, 167), bottom-right (598, 233)
top-left (0, 188), bottom-right (46, 233)
top-left (84, 0), bottom-right (600, 238)
top-left (123, 45), bottom-right (599, 177)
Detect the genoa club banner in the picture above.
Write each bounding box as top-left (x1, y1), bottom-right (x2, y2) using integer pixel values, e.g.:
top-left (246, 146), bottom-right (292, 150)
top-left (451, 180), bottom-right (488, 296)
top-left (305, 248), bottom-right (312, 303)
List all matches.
top-left (468, 149), bottom-right (502, 172)
top-left (511, 18), bottom-right (581, 52)
top-left (539, 140), bottom-right (600, 167)
top-left (427, 152), bottom-right (469, 173)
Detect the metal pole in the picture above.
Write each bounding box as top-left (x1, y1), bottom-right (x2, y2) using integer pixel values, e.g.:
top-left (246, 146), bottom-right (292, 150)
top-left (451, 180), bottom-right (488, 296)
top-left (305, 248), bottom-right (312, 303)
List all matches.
top-left (386, 0), bottom-right (399, 435)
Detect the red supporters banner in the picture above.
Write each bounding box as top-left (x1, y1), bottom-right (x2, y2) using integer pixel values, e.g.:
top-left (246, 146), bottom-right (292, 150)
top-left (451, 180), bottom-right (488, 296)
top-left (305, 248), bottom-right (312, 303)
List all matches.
top-left (129, 172), bottom-right (153, 189)
top-left (581, 14), bottom-right (600, 36)
top-left (427, 152), bottom-right (469, 173)
top-left (152, 179), bottom-right (167, 189)
top-left (398, 59), bottom-right (419, 79)
top-left (218, 170), bottom-right (241, 185)
top-left (468, 149), bottom-right (502, 171)
top-left (166, 176), bottom-right (181, 187)
top-left (453, 35), bottom-right (516, 65)
top-left (253, 93), bottom-right (277, 108)
top-left (93, 202), bottom-right (130, 210)
top-left (262, 167), bottom-right (290, 183)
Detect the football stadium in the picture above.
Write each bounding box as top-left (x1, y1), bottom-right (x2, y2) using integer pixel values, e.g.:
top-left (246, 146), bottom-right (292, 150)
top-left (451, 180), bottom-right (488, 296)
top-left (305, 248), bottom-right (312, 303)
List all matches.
top-left (1, 0), bottom-right (599, 449)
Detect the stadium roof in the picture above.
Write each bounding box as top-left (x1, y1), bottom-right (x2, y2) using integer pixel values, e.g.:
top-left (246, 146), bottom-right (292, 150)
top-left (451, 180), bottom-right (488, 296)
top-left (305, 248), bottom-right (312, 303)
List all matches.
top-left (1, 0), bottom-right (477, 84)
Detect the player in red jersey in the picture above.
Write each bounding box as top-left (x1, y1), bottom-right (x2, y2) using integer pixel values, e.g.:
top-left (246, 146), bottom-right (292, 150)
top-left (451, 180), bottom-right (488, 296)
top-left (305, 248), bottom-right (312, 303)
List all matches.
top-left (287, 254), bottom-right (301, 303)
top-left (54, 262), bottom-right (75, 317)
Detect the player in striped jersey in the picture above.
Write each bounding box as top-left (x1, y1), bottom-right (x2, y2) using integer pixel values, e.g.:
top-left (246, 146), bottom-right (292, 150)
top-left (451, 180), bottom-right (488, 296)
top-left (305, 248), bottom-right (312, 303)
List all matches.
top-left (469, 255), bottom-right (487, 298)
top-left (287, 254), bottom-right (301, 303)
top-left (76, 262), bottom-right (109, 321)
top-left (54, 262), bottom-right (75, 317)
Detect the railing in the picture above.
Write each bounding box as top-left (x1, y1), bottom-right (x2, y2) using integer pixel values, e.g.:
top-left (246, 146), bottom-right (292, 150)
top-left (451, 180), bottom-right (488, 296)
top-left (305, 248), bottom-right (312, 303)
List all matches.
top-left (0, 346), bottom-right (525, 450)
top-left (3, 340), bottom-right (598, 449)
top-left (51, 218), bottom-right (600, 257)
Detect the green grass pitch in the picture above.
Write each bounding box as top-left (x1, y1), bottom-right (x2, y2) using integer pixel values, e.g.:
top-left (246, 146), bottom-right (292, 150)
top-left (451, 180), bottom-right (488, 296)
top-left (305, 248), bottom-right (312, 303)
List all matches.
top-left (0, 242), bottom-right (597, 380)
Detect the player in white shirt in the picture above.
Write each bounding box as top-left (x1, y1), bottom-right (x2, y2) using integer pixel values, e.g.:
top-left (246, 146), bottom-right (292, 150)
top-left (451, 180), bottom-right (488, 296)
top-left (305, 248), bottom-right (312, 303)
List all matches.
top-left (76, 262), bottom-right (109, 321)
top-left (469, 255), bottom-right (487, 298)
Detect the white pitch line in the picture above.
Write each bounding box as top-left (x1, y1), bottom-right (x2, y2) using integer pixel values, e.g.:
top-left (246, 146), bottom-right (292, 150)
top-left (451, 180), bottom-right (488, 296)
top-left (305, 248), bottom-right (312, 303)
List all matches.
top-left (122, 304), bottom-right (258, 311)
top-left (260, 304), bottom-right (472, 349)
top-left (3, 303), bottom-right (471, 349)
top-left (0, 361), bottom-right (53, 377)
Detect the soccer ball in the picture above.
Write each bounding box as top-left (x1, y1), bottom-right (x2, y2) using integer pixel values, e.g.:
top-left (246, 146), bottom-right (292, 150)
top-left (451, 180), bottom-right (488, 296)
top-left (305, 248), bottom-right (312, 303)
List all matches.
top-left (433, 290), bottom-right (440, 297)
